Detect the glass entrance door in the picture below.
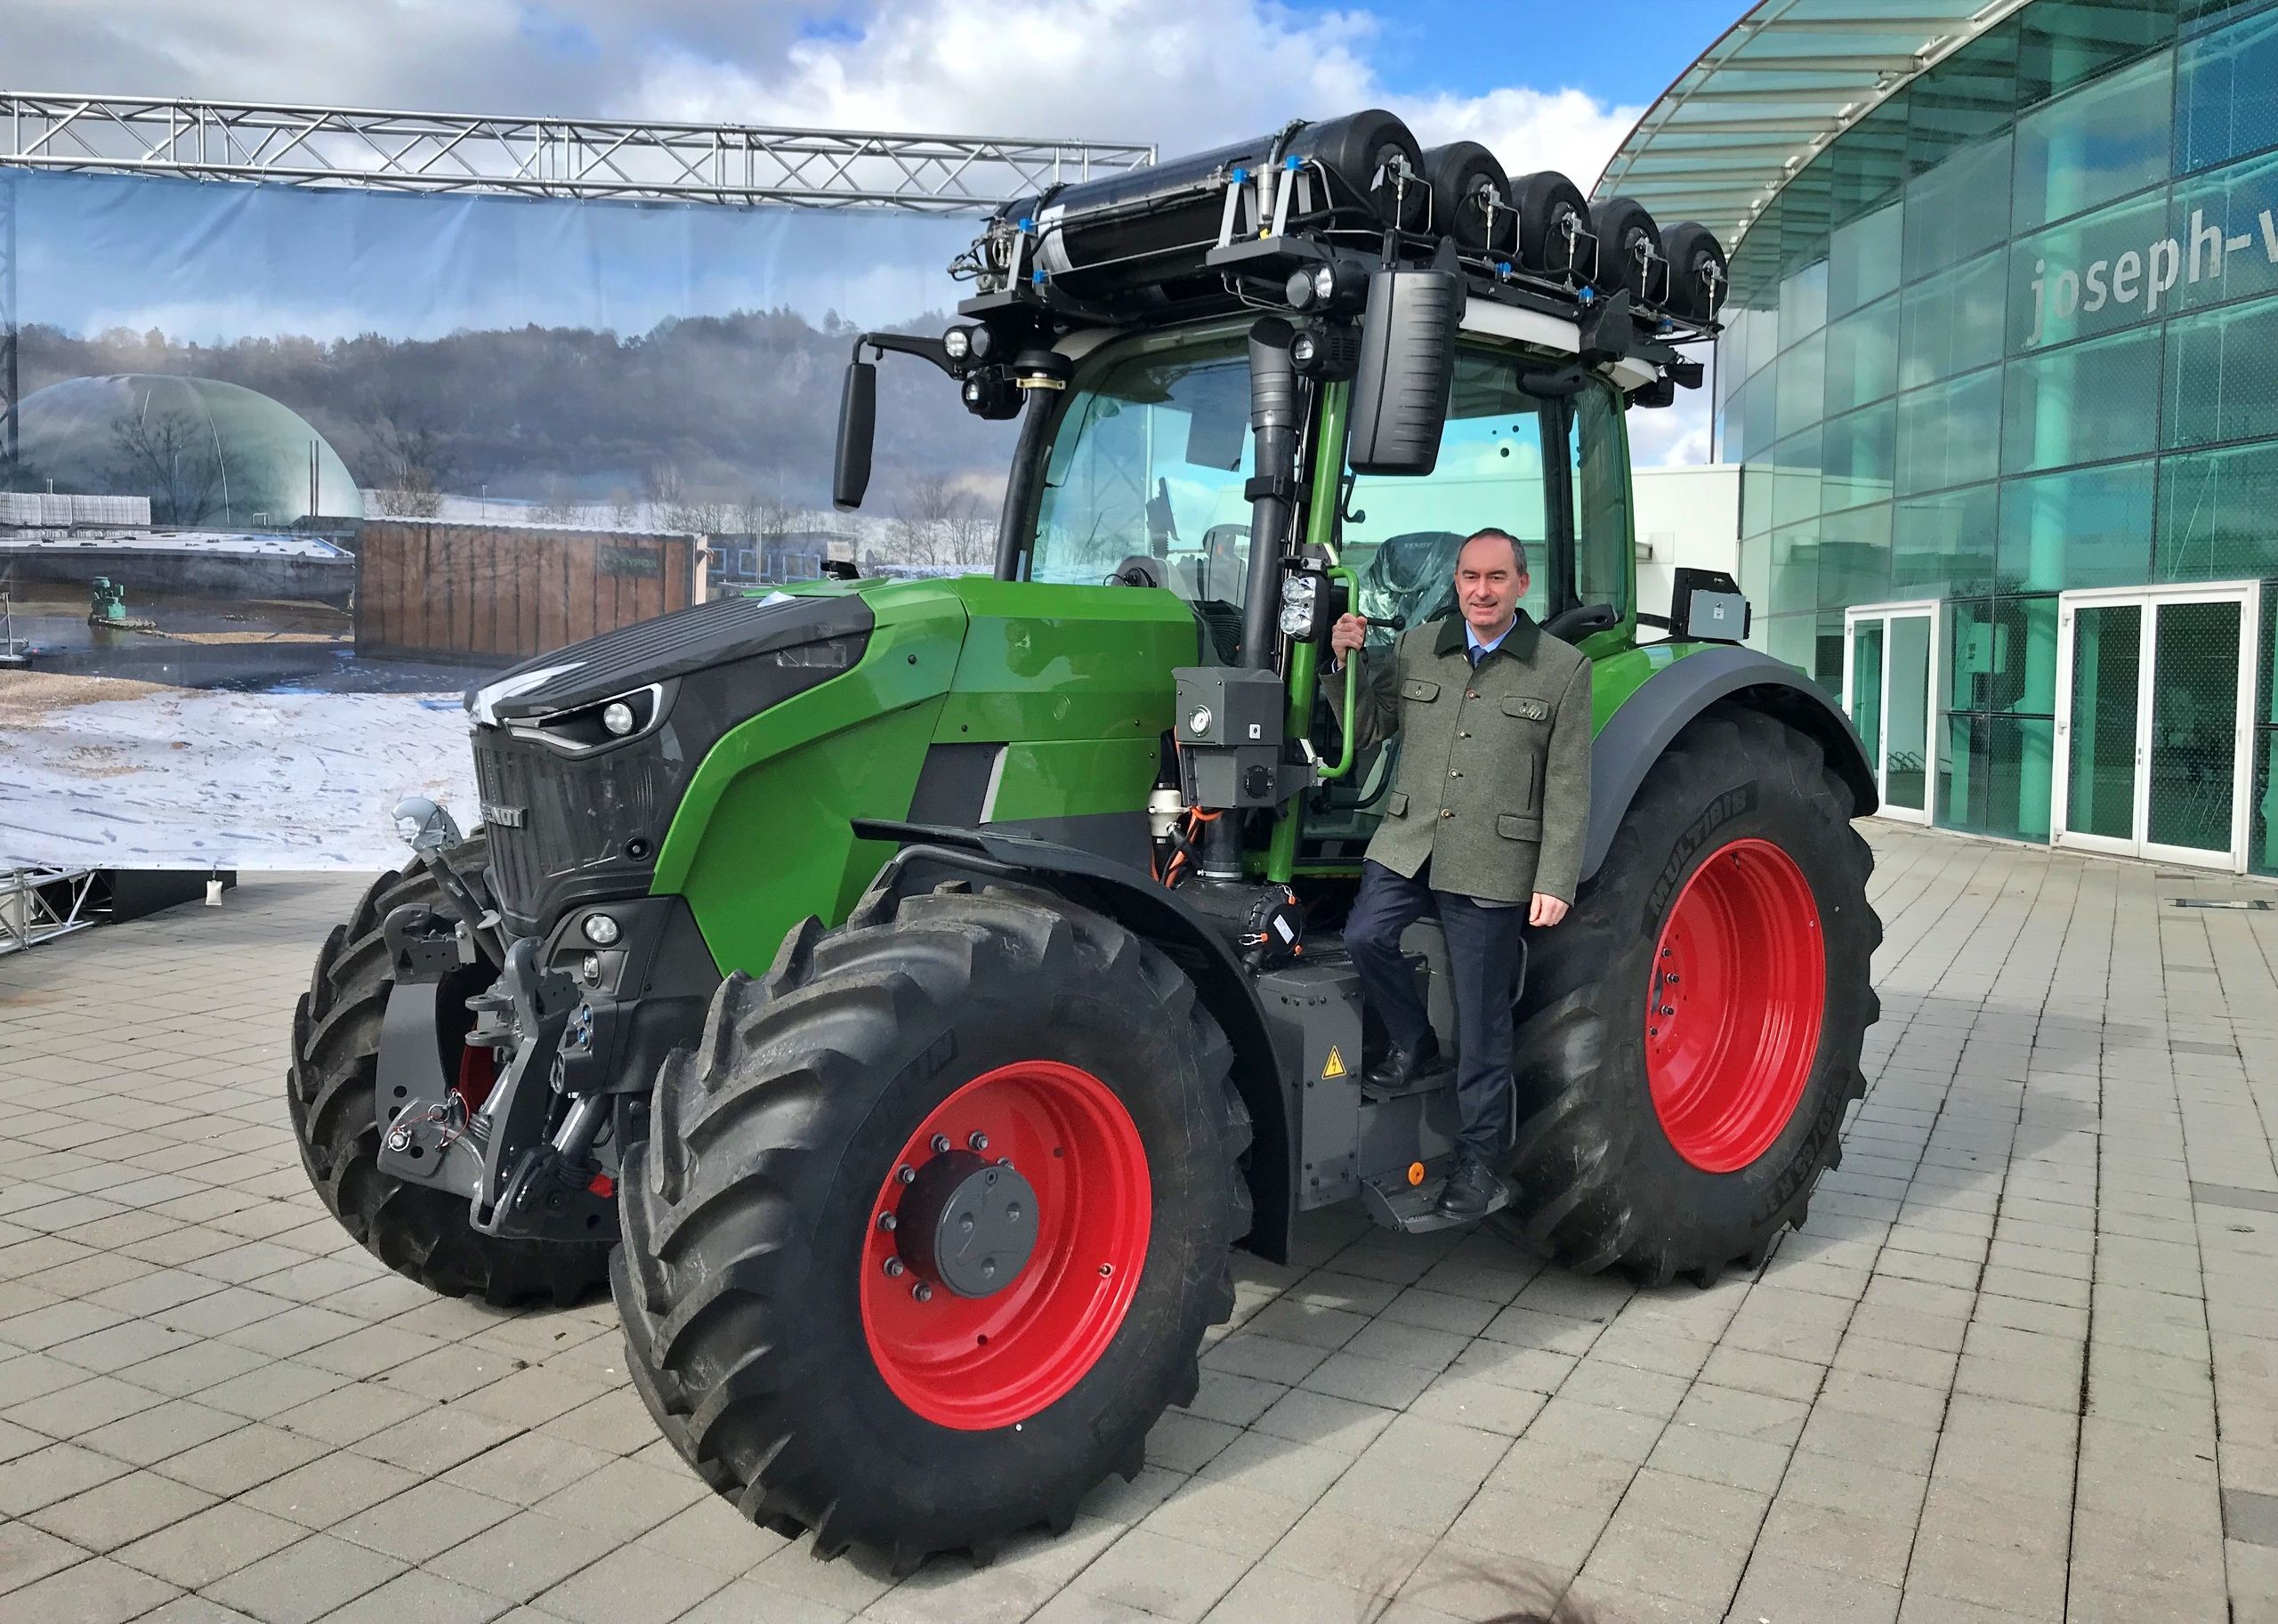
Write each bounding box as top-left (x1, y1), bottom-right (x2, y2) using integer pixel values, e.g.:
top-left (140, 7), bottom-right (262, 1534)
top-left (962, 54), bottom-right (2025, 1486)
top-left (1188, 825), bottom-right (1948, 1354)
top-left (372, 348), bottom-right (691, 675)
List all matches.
top-left (2054, 584), bottom-right (2259, 870)
top-left (1842, 602), bottom-right (1937, 825)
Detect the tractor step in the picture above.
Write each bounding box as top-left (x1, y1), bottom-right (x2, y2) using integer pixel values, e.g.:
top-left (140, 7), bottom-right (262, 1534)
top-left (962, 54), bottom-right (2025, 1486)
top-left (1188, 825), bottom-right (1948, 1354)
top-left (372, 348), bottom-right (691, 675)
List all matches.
top-left (1360, 1170), bottom-right (1511, 1234)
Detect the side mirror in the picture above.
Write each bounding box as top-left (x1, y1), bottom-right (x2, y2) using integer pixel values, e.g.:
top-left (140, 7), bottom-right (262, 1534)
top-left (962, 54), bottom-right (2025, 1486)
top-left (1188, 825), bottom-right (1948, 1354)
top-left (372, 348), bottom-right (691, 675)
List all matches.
top-left (1346, 264), bottom-right (1464, 476)
top-left (833, 360), bottom-right (877, 511)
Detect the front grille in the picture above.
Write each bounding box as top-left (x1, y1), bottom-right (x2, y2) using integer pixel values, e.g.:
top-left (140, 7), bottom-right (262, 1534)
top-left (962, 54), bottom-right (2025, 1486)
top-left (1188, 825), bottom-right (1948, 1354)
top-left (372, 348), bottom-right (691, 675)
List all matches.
top-left (473, 725), bottom-right (681, 934)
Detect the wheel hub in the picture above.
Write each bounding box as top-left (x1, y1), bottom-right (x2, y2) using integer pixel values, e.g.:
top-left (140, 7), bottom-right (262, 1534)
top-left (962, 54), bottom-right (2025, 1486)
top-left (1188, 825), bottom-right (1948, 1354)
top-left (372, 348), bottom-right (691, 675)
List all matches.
top-left (895, 1151), bottom-right (1038, 1299)
top-left (858, 1059), bottom-right (1151, 1431)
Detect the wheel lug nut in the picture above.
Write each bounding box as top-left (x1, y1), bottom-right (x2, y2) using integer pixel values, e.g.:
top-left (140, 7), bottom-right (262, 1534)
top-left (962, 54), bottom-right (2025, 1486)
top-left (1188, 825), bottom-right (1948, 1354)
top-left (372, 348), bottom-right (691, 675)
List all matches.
top-left (1660, 1005), bottom-right (1676, 1016)
top-left (897, 1166), bottom-right (916, 1185)
top-left (876, 1212), bottom-right (896, 1232)
top-left (884, 1257), bottom-right (906, 1278)
top-left (911, 1281), bottom-right (933, 1302)
top-left (931, 1134), bottom-right (951, 1154)
top-left (968, 1131), bottom-right (989, 1151)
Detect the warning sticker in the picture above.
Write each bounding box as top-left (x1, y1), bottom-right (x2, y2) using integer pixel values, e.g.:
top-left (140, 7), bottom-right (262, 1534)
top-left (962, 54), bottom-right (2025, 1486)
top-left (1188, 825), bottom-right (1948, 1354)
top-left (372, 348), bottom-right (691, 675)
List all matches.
top-left (1321, 1046), bottom-right (1348, 1080)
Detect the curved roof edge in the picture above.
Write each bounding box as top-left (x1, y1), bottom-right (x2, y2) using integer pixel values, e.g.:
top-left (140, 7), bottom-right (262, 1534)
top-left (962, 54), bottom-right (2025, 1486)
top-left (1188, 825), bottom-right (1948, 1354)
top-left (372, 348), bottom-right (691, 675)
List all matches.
top-left (1593, 0), bottom-right (2037, 254)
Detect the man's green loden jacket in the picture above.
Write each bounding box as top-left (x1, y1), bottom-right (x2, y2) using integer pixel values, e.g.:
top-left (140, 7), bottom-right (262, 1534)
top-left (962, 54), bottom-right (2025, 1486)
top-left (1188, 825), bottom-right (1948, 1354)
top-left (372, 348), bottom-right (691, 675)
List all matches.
top-left (1329, 610), bottom-right (1592, 905)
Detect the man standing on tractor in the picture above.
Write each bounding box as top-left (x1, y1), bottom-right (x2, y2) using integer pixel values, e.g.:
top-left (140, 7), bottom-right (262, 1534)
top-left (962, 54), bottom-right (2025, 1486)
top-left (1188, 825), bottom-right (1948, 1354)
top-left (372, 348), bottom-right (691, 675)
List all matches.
top-left (1329, 527), bottom-right (1592, 1219)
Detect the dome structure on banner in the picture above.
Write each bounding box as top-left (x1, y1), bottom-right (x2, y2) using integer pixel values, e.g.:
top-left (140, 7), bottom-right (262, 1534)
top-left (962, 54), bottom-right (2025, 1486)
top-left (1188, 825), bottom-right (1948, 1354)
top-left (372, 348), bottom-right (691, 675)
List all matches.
top-left (7, 374), bottom-right (363, 527)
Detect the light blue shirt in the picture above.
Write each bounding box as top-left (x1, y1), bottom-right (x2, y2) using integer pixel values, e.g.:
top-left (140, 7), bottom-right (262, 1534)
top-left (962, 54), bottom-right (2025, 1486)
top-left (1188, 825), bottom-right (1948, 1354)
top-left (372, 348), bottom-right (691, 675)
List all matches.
top-left (1466, 618), bottom-right (1516, 660)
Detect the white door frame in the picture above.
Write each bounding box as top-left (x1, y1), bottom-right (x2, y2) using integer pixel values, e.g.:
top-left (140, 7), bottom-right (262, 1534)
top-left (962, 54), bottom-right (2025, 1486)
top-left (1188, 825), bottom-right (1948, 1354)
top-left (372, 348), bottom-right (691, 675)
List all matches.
top-left (2052, 580), bottom-right (2260, 873)
top-left (1841, 600), bottom-right (1940, 826)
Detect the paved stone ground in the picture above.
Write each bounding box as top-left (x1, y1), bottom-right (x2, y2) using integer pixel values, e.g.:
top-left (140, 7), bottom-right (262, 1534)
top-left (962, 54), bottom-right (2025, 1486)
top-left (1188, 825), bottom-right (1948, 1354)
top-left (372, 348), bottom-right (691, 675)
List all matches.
top-left (1, 824), bottom-right (2274, 1624)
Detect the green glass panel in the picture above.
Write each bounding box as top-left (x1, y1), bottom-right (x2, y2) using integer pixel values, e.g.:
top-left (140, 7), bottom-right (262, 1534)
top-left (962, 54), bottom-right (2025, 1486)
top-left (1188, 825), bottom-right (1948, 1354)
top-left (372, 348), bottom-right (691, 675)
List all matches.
top-left (2163, 149), bottom-right (2278, 319)
top-left (2000, 327), bottom-right (2161, 475)
top-left (1830, 201), bottom-right (1904, 319)
top-left (1851, 621), bottom-right (1886, 767)
top-left (1908, 28), bottom-right (2022, 178)
top-left (2146, 597), bottom-right (2242, 852)
top-left (2018, 0), bottom-right (2174, 107)
top-left (1894, 486), bottom-right (1998, 599)
top-left (1818, 504), bottom-right (1893, 610)
top-left (1722, 376), bottom-right (1757, 465)
top-left (1769, 521), bottom-right (1820, 618)
top-left (2163, 295), bottom-right (2278, 449)
top-left (1777, 331), bottom-right (1827, 440)
top-left (2066, 601), bottom-right (2143, 839)
top-left (1942, 714), bottom-right (2057, 839)
top-left (2156, 441), bottom-right (2278, 579)
top-left (1741, 364), bottom-right (1778, 463)
top-left (2008, 187), bottom-right (2169, 351)
top-left (1897, 369), bottom-right (2004, 495)
top-left (1886, 613), bottom-right (1935, 812)
top-left (1947, 594), bottom-right (2061, 715)
top-left (1903, 134), bottom-right (2014, 281)
top-left (1830, 105), bottom-right (1910, 232)
top-left (1825, 297), bottom-right (1901, 415)
top-left (1902, 250), bottom-right (2008, 389)
top-left (1815, 612), bottom-right (1848, 693)
top-left (1997, 460), bottom-right (2155, 592)
top-left (1773, 429), bottom-right (1822, 529)
top-left (2260, 587), bottom-right (2275, 726)
top-left (1738, 533), bottom-right (1770, 608)
top-left (1781, 260), bottom-right (1830, 343)
top-left (2177, 9), bottom-right (2278, 173)
top-left (2014, 52), bottom-right (2173, 233)
top-left (1741, 464), bottom-right (1775, 539)
top-left (1764, 611), bottom-right (1820, 675)
top-left (2252, 731), bottom-right (2278, 877)
top-left (1822, 404), bottom-right (1897, 514)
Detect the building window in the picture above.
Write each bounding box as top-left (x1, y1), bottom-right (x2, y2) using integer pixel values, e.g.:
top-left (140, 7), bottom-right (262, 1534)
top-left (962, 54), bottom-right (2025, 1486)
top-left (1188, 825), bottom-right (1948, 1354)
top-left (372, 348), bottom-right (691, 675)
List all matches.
top-left (2163, 293), bottom-right (2278, 448)
top-left (2177, 7), bottom-right (2278, 172)
top-left (1825, 295), bottom-right (1901, 415)
top-left (2001, 326), bottom-right (2163, 474)
top-left (1901, 250), bottom-right (2008, 388)
top-left (1897, 368), bottom-right (2005, 495)
top-left (1996, 459), bottom-right (2158, 590)
top-left (2155, 439), bottom-right (2278, 579)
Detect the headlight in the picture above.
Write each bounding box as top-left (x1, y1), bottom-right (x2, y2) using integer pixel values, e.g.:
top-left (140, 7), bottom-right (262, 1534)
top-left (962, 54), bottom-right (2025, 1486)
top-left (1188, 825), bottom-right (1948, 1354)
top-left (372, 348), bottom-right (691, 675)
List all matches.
top-left (943, 327), bottom-right (972, 360)
top-left (1186, 705), bottom-right (1213, 738)
top-left (1279, 572), bottom-right (1321, 640)
top-left (582, 913), bottom-right (622, 947)
top-left (1289, 331), bottom-right (1320, 369)
top-left (602, 701), bottom-right (636, 736)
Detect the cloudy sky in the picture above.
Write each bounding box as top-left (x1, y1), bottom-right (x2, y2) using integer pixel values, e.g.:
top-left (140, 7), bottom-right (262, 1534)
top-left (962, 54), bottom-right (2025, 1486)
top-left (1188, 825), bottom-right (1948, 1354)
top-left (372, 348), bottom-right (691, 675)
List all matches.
top-left (4, 0), bottom-right (1728, 459)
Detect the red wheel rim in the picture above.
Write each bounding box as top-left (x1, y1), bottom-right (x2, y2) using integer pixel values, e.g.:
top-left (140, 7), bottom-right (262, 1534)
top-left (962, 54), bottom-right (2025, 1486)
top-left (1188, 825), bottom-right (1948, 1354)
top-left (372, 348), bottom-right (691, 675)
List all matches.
top-left (1644, 837), bottom-right (1825, 1174)
top-left (859, 1060), bottom-right (1151, 1431)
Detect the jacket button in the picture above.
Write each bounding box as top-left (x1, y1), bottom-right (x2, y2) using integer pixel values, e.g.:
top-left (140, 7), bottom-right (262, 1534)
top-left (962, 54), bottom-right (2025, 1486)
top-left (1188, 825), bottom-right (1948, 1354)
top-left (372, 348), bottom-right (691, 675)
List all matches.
top-left (1440, 809), bottom-right (1453, 819)
top-left (1450, 770), bottom-right (1461, 778)
top-left (1466, 690), bottom-right (1479, 699)
top-left (1459, 731), bottom-right (1470, 739)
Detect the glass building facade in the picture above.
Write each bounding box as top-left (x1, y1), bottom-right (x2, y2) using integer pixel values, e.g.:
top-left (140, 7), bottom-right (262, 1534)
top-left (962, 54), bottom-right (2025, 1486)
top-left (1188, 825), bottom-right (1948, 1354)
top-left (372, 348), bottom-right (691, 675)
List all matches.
top-left (1719, 0), bottom-right (2278, 872)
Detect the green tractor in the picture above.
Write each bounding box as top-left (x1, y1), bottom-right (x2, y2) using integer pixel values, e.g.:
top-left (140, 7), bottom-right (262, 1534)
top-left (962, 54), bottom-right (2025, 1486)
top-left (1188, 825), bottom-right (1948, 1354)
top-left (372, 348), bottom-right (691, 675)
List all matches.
top-left (290, 110), bottom-right (1878, 1568)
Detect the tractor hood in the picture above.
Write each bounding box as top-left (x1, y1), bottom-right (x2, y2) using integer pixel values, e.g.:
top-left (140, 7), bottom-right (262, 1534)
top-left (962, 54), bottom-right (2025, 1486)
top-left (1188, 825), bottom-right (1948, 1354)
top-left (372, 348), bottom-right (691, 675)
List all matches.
top-left (465, 588), bottom-right (876, 938)
top-left (468, 589), bottom-right (874, 725)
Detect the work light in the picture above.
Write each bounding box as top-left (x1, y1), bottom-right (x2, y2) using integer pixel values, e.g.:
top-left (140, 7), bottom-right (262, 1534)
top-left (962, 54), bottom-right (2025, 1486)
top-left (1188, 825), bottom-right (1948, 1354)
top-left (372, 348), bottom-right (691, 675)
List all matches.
top-left (1279, 571), bottom-right (1321, 640)
top-left (942, 327), bottom-right (973, 360)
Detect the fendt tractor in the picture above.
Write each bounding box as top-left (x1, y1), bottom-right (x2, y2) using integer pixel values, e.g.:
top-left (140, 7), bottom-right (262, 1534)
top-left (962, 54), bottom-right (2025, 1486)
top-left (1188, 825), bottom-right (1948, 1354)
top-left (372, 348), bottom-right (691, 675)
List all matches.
top-left (291, 110), bottom-right (1881, 1567)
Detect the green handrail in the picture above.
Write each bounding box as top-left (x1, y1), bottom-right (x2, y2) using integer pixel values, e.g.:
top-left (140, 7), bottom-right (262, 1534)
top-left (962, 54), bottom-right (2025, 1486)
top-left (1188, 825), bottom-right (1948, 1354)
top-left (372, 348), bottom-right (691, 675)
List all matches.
top-left (1316, 563), bottom-right (1361, 782)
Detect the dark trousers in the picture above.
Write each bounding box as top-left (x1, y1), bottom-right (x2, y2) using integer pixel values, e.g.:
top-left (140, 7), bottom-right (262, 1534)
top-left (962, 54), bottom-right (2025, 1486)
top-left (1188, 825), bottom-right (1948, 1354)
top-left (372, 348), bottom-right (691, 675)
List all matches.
top-left (1345, 860), bottom-right (1526, 1160)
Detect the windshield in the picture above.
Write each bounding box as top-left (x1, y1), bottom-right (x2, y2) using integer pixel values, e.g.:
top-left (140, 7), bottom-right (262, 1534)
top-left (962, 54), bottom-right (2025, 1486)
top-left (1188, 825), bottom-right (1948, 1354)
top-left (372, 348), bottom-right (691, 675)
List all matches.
top-left (1030, 335), bottom-right (1255, 659)
top-left (1025, 331), bottom-right (1635, 656)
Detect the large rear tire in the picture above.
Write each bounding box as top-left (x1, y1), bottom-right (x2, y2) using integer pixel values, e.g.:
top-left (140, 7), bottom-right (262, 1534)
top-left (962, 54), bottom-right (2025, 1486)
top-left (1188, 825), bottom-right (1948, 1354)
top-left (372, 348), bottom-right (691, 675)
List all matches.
top-left (612, 880), bottom-right (1252, 1569)
top-left (287, 841), bottom-right (616, 1307)
top-left (1503, 705), bottom-right (1879, 1287)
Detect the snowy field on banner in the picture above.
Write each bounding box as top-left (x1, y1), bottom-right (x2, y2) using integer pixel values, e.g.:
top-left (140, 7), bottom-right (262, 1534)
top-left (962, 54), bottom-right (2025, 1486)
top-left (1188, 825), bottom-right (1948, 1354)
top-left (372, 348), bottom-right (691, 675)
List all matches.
top-left (0, 675), bottom-right (479, 869)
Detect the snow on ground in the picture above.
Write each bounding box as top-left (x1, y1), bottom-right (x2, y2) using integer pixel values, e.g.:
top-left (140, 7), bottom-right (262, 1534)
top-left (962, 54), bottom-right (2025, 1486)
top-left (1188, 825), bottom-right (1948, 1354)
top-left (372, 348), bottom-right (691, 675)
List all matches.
top-left (1, 683), bottom-right (479, 870)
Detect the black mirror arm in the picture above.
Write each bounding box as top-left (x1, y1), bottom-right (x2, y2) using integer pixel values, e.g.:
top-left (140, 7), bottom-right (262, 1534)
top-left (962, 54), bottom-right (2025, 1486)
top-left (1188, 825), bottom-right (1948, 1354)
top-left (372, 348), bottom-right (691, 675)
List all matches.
top-left (851, 332), bottom-right (957, 376)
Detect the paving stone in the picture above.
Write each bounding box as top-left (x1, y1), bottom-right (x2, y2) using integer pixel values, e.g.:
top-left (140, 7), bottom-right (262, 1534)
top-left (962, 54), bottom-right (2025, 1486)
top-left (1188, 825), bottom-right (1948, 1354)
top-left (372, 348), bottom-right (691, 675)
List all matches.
top-left (201, 1531), bottom-right (407, 1624)
top-left (532, 1543), bottom-right (728, 1624)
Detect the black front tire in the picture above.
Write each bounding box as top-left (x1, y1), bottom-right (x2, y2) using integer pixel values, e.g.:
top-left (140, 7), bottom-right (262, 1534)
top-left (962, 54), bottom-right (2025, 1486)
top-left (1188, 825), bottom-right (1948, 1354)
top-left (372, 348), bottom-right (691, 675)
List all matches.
top-left (1503, 705), bottom-right (1880, 1287)
top-left (287, 843), bottom-right (616, 1307)
top-left (612, 881), bottom-right (1252, 1569)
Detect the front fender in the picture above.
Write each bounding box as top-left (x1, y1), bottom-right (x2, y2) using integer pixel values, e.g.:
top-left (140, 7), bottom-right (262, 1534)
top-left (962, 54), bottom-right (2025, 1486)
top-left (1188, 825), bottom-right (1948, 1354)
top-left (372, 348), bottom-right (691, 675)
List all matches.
top-left (1585, 646), bottom-right (1877, 881)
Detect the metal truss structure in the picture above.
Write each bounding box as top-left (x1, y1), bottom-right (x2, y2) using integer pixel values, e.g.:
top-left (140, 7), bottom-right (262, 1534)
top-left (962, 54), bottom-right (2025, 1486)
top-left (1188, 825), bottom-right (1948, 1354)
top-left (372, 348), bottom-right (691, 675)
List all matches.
top-left (0, 95), bottom-right (1154, 212)
top-left (0, 95), bottom-right (1151, 440)
top-left (0, 864), bottom-right (102, 957)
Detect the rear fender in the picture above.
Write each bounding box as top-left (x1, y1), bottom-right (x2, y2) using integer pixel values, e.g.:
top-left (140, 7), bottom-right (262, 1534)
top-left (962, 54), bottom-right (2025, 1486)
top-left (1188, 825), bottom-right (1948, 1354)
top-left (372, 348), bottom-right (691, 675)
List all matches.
top-left (1585, 648), bottom-right (1876, 882)
top-left (849, 820), bottom-right (1296, 1265)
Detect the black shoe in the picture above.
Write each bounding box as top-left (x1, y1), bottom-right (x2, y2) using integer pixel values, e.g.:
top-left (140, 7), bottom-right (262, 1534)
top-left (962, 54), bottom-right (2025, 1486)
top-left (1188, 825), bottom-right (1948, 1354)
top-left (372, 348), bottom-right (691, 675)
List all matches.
top-left (1366, 1037), bottom-right (1450, 1091)
top-left (1436, 1154), bottom-right (1504, 1220)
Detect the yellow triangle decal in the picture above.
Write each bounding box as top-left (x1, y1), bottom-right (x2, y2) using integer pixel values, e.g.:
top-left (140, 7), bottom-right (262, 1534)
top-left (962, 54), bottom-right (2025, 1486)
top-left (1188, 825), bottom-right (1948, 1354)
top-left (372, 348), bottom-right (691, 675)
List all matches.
top-left (1322, 1046), bottom-right (1347, 1080)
